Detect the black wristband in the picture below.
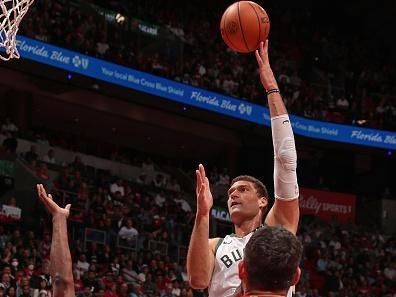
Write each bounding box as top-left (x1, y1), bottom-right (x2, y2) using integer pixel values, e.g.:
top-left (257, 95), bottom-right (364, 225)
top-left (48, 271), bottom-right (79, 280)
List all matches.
top-left (266, 88), bottom-right (280, 95)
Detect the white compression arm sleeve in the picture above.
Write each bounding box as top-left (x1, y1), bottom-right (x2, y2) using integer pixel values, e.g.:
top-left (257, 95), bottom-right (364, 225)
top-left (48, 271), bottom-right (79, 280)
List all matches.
top-left (271, 114), bottom-right (299, 200)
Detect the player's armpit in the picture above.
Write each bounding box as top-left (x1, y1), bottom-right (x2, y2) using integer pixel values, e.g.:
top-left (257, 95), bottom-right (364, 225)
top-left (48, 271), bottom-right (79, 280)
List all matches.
top-left (209, 237), bottom-right (221, 255)
top-left (265, 199), bottom-right (299, 235)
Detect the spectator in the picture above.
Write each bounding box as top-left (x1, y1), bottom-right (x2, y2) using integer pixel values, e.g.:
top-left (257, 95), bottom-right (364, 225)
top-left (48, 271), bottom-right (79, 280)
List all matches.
top-left (153, 174), bottom-right (166, 188)
top-left (34, 277), bottom-right (51, 297)
top-left (76, 254), bottom-right (90, 278)
top-left (171, 281), bottom-right (181, 297)
top-left (78, 286), bottom-right (92, 297)
top-left (82, 270), bottom-right (100, 293)
top-left (24, 145), bottom-right (38, 163)
top-left (118, 219), bottom-right (138, 241)
top-left (42, 149), bottom-right (56, 165)
top-left (96, 35), bottom-right (110, 57)
top-left (2, 132), bottom-right (18, 154)
top-left (121, 260), bottom-right (139, 286)
top-left (1, 118), bottom-right (18, 134)
top-left (173, 196), bottom-right (191, 213)
top-left (0, 273), bottom-right (10, 290)
top-left (20, 285), bottom-right (32, 297)
top-left (154, 192), bottom-right (166, 207)
top-left (103, 283), bottom-right (118, 297)
top-left (135, 174), bottom-right (147, 185)
top-left (110, 179), bottom-right (125, 197)
top-left (336, 96), bottom-right (350, 111)
top-left (167, 179), bottom-right (181, 192)
top-left (129, 284), bottom-right (144, 297)
top-left (5, 287), bottom-right (16, 297)
top-left (384, 261), bottom-right (396, 282)
top-left (141, 158), bottom-right (155, 183)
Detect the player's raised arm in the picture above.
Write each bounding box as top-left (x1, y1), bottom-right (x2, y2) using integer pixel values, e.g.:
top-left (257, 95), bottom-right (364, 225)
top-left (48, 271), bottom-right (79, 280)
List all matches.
top-left (255, 41), bottom-right (300, 234)
top-left (37, 184), bottom-right (75, 297)
top-left (186, 164), bottom-right (219, 289)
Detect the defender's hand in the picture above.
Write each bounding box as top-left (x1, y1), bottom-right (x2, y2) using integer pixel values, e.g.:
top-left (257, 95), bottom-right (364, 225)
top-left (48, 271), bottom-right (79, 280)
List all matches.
top-left (37, 184), bottom-right (71, 219)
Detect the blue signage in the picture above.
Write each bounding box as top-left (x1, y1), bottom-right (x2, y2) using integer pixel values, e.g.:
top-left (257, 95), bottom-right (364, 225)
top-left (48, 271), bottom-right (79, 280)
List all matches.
top-left (6, 36), bottom-right (396, 150)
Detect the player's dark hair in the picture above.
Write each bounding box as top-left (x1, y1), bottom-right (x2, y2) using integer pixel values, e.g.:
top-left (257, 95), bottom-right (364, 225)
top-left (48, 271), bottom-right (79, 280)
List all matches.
top-left (231, 175), bottom-right (269, 199)
top-left (244, 225), bottom-right (303, 292)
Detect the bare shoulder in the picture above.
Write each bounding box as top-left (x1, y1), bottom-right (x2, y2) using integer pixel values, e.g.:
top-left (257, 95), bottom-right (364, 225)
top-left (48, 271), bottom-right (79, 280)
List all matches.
top-left (209, 237), bottom-right (222, 253)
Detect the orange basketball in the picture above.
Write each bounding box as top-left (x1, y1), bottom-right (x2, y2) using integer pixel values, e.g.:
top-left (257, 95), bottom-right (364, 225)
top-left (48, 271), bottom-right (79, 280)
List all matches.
top-left (220, 1), bottom-right (270, 53)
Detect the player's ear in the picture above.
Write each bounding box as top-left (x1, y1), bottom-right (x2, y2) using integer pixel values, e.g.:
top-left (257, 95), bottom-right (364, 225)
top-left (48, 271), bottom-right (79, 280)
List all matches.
top-left (258, 196), bottom-right (268, 209)
top-left (238, 260), bottom-right (247, 282)
top-left (291, 267), bottom-right (301, 286)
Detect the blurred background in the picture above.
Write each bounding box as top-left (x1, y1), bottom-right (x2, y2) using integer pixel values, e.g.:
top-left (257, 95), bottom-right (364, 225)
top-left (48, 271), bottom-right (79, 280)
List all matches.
top-left (0, 0), bottom-right (395, 296)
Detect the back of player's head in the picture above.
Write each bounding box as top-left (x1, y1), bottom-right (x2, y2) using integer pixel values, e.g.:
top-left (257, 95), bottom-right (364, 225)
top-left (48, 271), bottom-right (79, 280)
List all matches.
top-left (240, 225), bottom-right (302, 292)
top-left (231, 175), bottom-right (269, 199)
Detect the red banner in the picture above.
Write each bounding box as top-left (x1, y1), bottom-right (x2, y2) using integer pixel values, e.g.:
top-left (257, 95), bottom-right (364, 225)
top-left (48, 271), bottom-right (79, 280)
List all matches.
top-left (299, 188), bottom-right (356, 223)
top-left (0, 205), bottom-right (21, 222)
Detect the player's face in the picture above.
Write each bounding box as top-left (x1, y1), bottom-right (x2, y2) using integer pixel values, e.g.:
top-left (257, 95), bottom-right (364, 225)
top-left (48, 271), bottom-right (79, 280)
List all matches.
top-left (227, 181), bottom-right (265, 222)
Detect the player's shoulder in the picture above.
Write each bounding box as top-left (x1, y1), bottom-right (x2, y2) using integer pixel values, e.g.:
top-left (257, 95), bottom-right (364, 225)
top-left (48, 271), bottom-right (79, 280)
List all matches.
top-left (209, 234), bottom-right (237, 254)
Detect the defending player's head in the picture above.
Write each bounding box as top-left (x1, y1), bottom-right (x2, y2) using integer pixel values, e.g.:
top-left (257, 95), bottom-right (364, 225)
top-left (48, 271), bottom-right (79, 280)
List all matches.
top-left (238, 225), bottom-right (302, 295)
top-left (227, 175), bottom-right (269, 225)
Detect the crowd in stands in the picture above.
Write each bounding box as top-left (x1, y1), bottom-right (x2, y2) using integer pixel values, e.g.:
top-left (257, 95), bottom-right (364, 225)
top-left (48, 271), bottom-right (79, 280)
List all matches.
top-left (16, 0), bottom-right (396, 131)
top-left (296, 219), bottom-right (396, 297)
top-left (1, 115), bottom-right (396, 296)
top-left (1, 125), bottom-right (197, 297)
top-left (2, 202), bottom-right (396, 297)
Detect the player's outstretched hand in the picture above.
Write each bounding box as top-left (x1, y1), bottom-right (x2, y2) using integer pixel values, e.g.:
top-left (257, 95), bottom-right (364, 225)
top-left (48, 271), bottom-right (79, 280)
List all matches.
top-left (37, 184), bottom-right (70, 219)
top-left (255, 40), bottom-right (278, 91)
top-left (195, 164), bottom-right (213, 216)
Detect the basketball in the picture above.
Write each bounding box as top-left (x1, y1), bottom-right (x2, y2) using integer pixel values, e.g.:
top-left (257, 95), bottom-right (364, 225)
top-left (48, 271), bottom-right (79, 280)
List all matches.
top-left (220, 1), bottom-right (270, 53)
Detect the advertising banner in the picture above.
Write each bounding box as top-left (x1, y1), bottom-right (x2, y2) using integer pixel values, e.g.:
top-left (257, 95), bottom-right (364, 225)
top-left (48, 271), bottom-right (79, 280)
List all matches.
top-left (7, 36), bottom-right (396, 150)
top-left (300, 187), bottom-right (356, 223)
top-left (0, 205), bottom-right (21, 222)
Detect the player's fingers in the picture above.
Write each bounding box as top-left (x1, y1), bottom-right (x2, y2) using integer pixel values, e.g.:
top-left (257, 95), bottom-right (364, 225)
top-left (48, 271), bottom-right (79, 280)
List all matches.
top-left (37, 184), bottom-right (52, 209)
top-left (199, 182), bottom-right (206, 198)
top-left (197, 183), bottom-right (203, 199)
top-left (199, 164), bottom-right (206, 180)
top-left (264, 40), bottom-right (269, 57)
top-left (196, 170), bottom-right (201, 194)
top-left (65, 204), bottom-right (71, 212)
top-left (259, 41), bottom-right (264, 57)
top-left (38, 184), bottom-right (47, 201)
top-left (255, 50), bottom-right (263, 67)
top-left (48, 194), bottom-right (53, 200)
top-left (37, 184), bottom-right (45, 201)
top-left (198, 169), bottom-right (204, 184)
top-left (40, 184), bottom-right (48, 198)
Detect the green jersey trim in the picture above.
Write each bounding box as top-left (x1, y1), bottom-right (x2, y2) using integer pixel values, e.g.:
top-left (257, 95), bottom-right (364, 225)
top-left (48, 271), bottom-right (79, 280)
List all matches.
top-left (214, 238), bottom-right (224, 255)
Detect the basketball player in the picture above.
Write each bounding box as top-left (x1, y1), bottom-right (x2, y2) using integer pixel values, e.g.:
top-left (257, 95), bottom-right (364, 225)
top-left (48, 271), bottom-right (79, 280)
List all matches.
top-left (187, 40), bottom-right (300, 297)
top-left (37, 184), bottom-right (75, 297)
top-left (239, 225), bottom-right (302, 297)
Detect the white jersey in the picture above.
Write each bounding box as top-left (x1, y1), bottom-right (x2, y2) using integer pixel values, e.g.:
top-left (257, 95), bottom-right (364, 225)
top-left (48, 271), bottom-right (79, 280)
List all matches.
top-left (208, 233), bottom-right (294, 297)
